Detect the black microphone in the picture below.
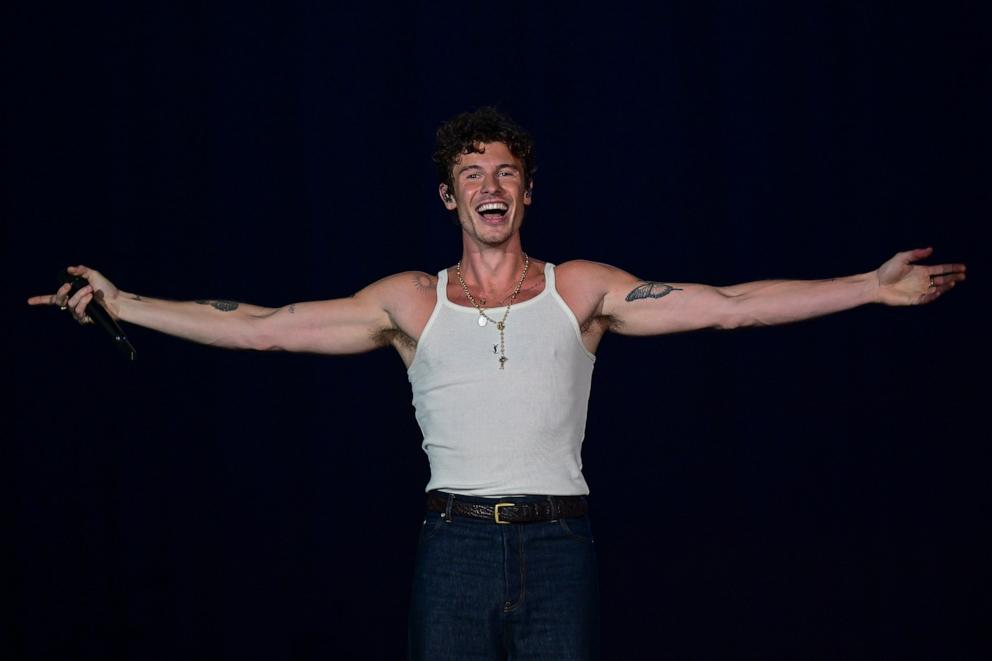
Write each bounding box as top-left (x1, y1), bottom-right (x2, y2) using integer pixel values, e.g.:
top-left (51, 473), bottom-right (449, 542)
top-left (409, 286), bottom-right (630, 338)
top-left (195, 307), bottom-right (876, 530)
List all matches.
top-left (59, 271), bottom-right (137, 361)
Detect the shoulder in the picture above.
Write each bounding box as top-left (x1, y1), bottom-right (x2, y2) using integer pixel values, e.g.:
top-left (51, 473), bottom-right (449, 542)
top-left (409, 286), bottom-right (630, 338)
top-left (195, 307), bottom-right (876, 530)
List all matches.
top-left (555, 259), bottom-right (637, 290)
top-left (357, 271), bottom-right (439, 320)
top-left (391, 270), bottom-right (438, 292)
top-left (342, 270), bottom-right (437, 313)
top-left (358, 271), bottom-right (437, 296)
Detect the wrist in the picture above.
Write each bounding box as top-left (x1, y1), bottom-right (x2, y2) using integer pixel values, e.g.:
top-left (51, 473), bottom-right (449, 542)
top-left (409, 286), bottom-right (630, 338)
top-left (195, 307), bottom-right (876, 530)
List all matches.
top-left (112, 290), bottom-right (139, 321)
top-left (861, 271), bottom-right (882, 304)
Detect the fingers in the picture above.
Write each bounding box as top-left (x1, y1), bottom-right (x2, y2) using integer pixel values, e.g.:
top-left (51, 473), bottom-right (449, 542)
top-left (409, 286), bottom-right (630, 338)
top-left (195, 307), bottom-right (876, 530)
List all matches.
top-left (26, 275), bottom-right (101, 325)
top-left (928, 263), bottom-right (967, 278)
top-left (66, 283), bottom-right (103, 324)
top-left (927, 272), bottom-right (966, 288)
top-left (917, 288), bottom-right (945, 305)
top-left (56, 282), bottom-right (72, 306)
top-left (900, 246), bottom-right (934, 264)
top-left (916, 279), bottom-right (957, 305)
top-left (71, 288), bottom-right (94, 319)
top-left (26, 282), bottom-right (73, 307)
top-left (67, 282), bottom-right (92, 308)
top-left (27, 265), bottom-right (104, 308)
top-left (924, 263), bottom-right (966, 299)
top-left (67, 264), bottom-right (93, 278)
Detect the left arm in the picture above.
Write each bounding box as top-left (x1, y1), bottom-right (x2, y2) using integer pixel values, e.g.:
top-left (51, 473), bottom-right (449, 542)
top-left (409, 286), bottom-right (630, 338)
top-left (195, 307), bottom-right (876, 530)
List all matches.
top-left (583, 247), bottom-right (965, 336)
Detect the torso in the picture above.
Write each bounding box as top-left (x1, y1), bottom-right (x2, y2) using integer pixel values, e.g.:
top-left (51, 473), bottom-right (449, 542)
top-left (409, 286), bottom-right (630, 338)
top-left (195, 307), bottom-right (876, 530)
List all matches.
top-left (384, 259), bottom-right (610, 368)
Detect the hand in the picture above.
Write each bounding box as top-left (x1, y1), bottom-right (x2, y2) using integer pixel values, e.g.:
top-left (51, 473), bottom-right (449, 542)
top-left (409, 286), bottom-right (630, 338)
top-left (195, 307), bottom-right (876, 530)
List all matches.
top-left (875, 247), bottom-right (966, 306)
top-left (27, 265), bottom-right (122, 324)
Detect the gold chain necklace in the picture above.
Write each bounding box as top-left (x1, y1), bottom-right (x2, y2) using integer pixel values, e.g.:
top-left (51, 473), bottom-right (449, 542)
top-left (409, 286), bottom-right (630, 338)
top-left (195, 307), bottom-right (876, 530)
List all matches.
top-left (455, 254), bottom-right (530, 370)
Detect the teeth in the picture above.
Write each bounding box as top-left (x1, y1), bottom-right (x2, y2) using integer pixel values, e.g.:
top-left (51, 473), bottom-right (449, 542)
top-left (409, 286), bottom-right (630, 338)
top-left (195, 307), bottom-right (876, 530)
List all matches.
top-left (477, 202), bottom-right (508, 213)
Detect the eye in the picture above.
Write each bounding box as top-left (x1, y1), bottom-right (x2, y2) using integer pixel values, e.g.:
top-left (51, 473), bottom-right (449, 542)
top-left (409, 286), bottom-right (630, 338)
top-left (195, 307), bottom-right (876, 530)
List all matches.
top-left (498, 169), bottom-right (516, 177)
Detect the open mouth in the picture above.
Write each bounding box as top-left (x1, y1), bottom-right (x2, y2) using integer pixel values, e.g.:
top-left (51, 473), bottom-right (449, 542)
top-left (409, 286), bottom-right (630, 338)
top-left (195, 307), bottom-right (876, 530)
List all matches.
top-left (475, 201), bottom-right (509, 223)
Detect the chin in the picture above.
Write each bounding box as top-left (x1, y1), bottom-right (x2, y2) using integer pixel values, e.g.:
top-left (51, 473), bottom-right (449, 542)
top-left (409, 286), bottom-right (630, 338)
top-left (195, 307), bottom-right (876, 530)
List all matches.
top-left (479, 224), bottom-right (516, 243)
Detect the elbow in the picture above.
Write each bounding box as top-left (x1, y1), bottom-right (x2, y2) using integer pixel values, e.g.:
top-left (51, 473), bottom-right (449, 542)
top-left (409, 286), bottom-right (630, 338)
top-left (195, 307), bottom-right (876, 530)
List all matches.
top-left (712, 292), bottom-right (747, 330)
top-left (246, 307), bottom-right (291, 351)
top-left (715, 310), bottom-right (773, 330)
top-left (713, 295), bottom-right (767, 330)
top-left (248, 331), bottom-right (285, 352)
top-left (252, 328), bottom-right (292, 352)
top-left (243, 319), bottom-right (278, 351)
top-left (715, 315), bottom-right (746, 330)
top-left (211, 334), bottom-right (267, 351)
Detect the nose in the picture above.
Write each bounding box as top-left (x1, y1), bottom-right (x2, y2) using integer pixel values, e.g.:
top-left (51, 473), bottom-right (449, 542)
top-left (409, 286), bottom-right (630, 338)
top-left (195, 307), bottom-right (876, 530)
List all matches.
top-left (481, 172), bottom-right (503, 194)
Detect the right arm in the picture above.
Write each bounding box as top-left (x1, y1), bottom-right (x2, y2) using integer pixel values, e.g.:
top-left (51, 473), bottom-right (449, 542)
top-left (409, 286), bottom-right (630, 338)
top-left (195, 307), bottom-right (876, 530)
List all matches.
top-left (29, 265), bottom-right (397, 355)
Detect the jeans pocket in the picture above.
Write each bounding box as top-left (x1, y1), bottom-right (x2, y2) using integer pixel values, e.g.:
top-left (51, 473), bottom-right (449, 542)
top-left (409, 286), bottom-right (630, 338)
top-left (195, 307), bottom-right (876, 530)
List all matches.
top-left (418, 511), bottom-right (445, 544)
top-left (558, 516), bottom-right (595, 544)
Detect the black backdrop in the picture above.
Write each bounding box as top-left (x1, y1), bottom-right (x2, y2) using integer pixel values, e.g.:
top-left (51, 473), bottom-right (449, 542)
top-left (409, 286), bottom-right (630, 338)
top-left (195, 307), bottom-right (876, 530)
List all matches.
top-left (7, 2), bottom-right (988, 659)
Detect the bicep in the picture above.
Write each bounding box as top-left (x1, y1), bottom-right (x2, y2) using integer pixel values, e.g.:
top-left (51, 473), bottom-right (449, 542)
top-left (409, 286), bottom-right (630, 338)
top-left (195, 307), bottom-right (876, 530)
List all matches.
top-left (602, 271), bottom-right (737, 335)
top-left (251, 290), bottom-right (391, 354)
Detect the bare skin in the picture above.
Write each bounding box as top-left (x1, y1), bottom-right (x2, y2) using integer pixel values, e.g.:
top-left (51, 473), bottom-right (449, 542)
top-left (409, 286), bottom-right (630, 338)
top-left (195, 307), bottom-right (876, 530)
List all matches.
top-left (28, 141), bottom-right (966, 368)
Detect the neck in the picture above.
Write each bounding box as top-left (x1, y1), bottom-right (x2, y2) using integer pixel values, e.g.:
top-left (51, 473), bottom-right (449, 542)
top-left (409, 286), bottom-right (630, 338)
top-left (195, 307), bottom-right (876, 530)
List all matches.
top-left (458, 235), bottom-right (528, 290)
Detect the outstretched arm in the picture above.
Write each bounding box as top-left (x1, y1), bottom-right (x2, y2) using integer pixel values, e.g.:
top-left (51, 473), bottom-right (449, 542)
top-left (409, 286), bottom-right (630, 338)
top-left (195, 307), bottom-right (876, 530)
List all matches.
top-left (584, 247), bottom-right (965, 336)
top-left (28, 264), bottom-right (402, 354)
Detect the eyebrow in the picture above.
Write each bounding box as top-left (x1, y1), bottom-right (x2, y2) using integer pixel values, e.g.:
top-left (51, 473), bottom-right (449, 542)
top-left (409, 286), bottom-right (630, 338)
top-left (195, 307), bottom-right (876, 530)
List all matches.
top-left (457, 163), bottom-right (521, 175)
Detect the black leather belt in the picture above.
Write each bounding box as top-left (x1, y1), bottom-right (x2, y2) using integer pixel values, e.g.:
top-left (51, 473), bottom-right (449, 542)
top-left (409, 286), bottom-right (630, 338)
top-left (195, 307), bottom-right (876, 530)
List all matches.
top-left (426, 491), bottom-right (587, 524)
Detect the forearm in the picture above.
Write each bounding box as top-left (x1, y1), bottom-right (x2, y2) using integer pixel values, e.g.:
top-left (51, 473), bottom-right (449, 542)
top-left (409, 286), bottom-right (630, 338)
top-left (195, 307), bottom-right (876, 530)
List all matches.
top-left (718, 271), bottom-right (879, 328)
top-left (115, 292), bottom-right (278, 350)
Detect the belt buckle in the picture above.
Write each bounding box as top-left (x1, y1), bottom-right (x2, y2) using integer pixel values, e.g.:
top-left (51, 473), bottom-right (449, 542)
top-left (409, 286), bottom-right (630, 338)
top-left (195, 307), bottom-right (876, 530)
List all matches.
top-left (493, 502), bottom-right (514, 525)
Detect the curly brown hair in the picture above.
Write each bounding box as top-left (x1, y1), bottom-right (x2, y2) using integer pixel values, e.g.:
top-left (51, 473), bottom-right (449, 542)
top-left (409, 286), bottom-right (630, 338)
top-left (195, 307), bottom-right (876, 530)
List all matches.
top-left (433, 107), bottom-right (536, 193)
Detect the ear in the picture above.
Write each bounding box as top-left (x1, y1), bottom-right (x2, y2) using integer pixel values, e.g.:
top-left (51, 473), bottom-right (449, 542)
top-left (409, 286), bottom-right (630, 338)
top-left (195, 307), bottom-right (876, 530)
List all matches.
top-left (439, 184), bottom-right (457, 210)
top-left (523, 183), bottom-right (533, 205)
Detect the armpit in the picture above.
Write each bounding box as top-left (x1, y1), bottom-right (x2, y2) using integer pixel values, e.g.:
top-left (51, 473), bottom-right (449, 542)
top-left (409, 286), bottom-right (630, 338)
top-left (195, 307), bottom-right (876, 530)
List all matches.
top-left (373, 327), bottom-right (417, 351)
top-left (580, 314), bottom-right (614, 336)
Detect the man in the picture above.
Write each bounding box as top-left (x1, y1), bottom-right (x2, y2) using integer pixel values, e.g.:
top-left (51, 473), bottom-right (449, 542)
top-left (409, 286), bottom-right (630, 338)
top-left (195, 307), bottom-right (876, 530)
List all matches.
top-left (30, 107), bottom-right (965, 660)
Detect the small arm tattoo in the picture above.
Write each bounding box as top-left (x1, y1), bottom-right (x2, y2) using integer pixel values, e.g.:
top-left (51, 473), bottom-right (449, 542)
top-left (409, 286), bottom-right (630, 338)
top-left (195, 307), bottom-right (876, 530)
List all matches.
top-left (288, 304), bottom-right (296, 314)
top-left (195, 299), bottom-right (240, 312)
top-left (131, 294), bottom-right (143, 301)
top-left (625, 282), bottom-right (683, 302)
top-left (413, 274), bottom-right (434, 294)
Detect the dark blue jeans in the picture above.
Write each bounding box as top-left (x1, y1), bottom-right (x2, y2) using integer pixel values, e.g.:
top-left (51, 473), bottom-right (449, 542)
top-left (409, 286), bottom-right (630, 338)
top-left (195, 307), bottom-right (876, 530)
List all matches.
top-left (408, 493), bottom-right (600, 660)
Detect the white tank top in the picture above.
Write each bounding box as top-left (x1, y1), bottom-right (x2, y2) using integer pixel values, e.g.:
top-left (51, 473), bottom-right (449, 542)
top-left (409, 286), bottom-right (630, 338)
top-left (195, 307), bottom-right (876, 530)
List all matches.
top-left (408, 262), bottom-right (596, 496)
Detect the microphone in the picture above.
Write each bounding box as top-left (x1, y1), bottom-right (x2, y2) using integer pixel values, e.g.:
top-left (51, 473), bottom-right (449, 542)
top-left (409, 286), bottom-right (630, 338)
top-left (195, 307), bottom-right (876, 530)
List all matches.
top-left (59, 271), bottom-right (137, 361)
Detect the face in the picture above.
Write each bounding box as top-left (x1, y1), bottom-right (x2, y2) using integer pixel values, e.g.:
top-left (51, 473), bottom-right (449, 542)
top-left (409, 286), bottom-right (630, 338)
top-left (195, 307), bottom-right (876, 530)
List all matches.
top-left (439, 142), bottom-right (532, 247)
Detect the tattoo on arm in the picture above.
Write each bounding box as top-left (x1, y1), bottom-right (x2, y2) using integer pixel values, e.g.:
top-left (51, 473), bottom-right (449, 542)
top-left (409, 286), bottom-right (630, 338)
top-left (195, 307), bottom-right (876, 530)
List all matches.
top-left (131, 294), bottom-right (142, 301)
top-left (625, 282), bottom-right (683, 302)
top-left (195, 299), bottom-right (240, 312)
top-left (413, 274), bottom-right (434, 293)
top-left (288, 304), bottom-right (296, 314)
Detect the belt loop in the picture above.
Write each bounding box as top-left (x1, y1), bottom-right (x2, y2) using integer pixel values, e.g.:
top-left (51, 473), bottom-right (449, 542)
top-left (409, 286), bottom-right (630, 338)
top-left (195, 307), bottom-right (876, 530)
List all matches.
top-left (548, 495), bottom-right (559, 522)
top-left (443, 492), bottom-right (454, 524)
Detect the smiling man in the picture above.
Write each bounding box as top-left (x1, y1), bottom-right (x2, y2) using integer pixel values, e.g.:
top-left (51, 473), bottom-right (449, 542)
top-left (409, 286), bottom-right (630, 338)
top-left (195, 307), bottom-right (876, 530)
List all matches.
top-left (30, 107), bottom-right (966, 660)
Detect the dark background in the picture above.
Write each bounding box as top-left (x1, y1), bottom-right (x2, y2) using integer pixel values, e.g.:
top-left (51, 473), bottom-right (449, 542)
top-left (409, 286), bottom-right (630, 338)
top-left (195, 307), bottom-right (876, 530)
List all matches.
top-left (6, 1), bottom-right (988, 659)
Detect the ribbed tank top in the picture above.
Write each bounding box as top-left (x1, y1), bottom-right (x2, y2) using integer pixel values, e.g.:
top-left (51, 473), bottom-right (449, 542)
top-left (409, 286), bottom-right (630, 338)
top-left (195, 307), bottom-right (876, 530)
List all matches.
top-left (407, 262), bottom-right (596, 496)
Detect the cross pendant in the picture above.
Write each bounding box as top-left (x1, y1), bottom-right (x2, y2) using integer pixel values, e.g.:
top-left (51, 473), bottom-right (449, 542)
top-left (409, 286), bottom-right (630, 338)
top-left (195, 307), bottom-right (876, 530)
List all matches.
top-left (498, 355), bottom-right (507, 369)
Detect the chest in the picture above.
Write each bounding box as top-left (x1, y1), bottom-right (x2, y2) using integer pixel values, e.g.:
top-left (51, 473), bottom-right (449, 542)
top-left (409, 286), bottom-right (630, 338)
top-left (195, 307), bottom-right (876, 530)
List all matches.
top-left (391, 266), bottom-right (605, 366)
top-left (411, 298), bottom-right (594, 380)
